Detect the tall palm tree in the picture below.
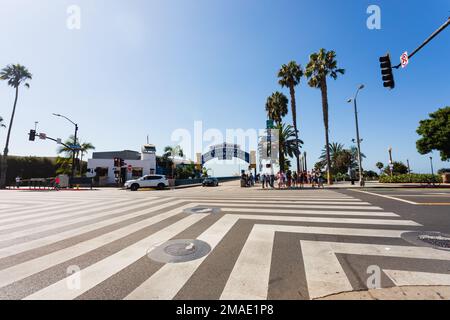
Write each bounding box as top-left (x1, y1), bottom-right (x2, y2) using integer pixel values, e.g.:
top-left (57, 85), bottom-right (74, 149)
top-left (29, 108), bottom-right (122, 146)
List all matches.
top-left (305, 49), bottom-right (345, 185)
top-left (277, 123), bottom-right (303, 172)
top-left (278, 61), bottom-right (304, 174)
top-left (265, 92), bottom-right (288, 126)
top-left (0, 64), bottom-right (32, 188)
top-left (0, 117), bottom-right (6, 128)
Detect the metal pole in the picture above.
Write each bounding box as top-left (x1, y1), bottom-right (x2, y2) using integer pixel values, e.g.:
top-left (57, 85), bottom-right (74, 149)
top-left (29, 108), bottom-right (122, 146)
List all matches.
top-left (407, 159), bottom-right (412, 182)
top-left (430, 157), bottom-right (434, 176)
top-left (71, 124), bottom-right (78, 179)
top-left (353, 98), bottom-right (364, 186)
top-left (388, 147), bottom-right (393, 177)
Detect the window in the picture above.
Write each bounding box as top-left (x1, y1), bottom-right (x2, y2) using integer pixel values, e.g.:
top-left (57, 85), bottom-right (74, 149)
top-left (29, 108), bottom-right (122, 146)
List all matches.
top-left (132, 168), bottom-right (143, 179)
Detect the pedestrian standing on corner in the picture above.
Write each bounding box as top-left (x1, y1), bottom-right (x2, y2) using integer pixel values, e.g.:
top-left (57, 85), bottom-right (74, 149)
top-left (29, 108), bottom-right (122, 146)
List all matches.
top-left (15, 176), bottom-right (21, 189)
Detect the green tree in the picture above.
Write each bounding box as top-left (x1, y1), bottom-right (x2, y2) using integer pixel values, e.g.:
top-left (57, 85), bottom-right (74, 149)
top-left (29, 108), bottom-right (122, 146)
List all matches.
top-left (277, 123), bottom-right (303, 172)
top-left (416, 106), bottom-right (450, 161)
top-left (57, 136), bottom-right (95, 176)
top-left (164, 145), bottom-right (184, 178)
top-left (305, 49), bottom-right (345, 185)
top-left (376, 162), bottom-right (384, 174)
top-left (77, 142), bottom-right (95, 175)
top-left (278, 61), bottom-right (304, 175)
top-left (0, 64), bottom-right (32, 188)
top-left (384, 161), bottom-right (409, 175)
top-left (265, 92), bottom-right (288, 126)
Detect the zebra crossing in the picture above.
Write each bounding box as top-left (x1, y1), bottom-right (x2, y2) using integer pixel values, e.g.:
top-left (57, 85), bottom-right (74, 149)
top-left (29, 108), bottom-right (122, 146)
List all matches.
top-left (0, 185), bottom-right (449, 300)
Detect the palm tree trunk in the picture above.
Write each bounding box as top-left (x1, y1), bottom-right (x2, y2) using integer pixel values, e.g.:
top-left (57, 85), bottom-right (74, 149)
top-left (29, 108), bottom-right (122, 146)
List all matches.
top-left (320, 79), bottom-right (333, 185)
top-left (289, 85), bottom-right (301, 175)
top-left (0, 86), bottom-right (19, 189)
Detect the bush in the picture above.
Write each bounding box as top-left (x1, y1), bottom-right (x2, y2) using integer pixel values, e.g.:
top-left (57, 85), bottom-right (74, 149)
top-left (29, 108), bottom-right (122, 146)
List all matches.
top-left (379, 174), bottom-right (443, 184)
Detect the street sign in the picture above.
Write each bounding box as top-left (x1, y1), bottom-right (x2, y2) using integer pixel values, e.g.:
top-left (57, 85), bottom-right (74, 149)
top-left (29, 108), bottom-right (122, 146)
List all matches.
top-left (56, 138), bottom-right (62, 145)
top-left (69, 144), bottom-right (81, 150)
top-left (39, 133), bottom-right (47, 140)
top-left (400, 51), bottom-right (409, 68)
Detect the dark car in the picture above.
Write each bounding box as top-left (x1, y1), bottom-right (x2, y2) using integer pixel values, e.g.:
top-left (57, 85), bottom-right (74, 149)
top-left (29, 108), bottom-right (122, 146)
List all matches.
top-left (202, 177), bottom-right (219, 187)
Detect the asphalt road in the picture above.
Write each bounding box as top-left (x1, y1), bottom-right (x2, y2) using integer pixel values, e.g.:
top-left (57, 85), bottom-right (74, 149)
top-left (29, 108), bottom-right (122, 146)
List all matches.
top-left (0, 181), bottom-right (449, 300)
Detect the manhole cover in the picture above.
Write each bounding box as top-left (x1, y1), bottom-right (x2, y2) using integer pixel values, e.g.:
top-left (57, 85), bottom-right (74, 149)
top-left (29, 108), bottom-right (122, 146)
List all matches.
top-left (402, 231), bottom-right (450, 251)
top-left (183, 206), bottom-right (221, 215)
top-left (147, 239), bottom-right (211, 263)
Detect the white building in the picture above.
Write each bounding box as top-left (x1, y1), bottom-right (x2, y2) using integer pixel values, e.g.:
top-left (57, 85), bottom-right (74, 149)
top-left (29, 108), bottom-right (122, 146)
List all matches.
top-left (87, 145), bottom-right (157, 186)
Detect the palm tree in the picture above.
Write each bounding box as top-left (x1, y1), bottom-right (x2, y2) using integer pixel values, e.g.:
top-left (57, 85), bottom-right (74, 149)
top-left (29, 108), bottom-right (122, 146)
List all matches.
top-left (278, 61), bottom-right (304, 175)
top-left (277, 123), bottom-right (303, 172)
top-left (78, 142), bottom-right (95, 175)
top-left (305, 49), bottom-right (345, 185)
top-left (0, 64), bottom-right (32, 188)
top-left (265, 92), bottom-right (288, 126)
top-left (164, 145), bottom-right (184, 178)
top-left (0, 117), bottom-right (6, 129)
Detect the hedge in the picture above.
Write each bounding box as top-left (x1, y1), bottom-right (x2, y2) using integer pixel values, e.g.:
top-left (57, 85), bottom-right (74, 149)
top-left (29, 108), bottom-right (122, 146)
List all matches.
top-left (379, 174), bottom-right (443, 184)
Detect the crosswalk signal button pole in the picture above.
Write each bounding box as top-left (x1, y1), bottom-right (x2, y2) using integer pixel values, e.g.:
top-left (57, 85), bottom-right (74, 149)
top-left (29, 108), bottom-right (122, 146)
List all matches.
top-left (379, 54), bottom-right (395, 89)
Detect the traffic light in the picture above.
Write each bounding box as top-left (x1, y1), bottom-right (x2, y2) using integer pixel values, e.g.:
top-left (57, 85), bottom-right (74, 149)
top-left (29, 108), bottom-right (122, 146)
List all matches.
top-left (120, 158), bottom-right (125, 167)
top-left (114, 157), bottom-right (119, 167)
top-left (379, 54), bottom-right (395, 89)
top-left (29, 130), bottom-right (36, 141)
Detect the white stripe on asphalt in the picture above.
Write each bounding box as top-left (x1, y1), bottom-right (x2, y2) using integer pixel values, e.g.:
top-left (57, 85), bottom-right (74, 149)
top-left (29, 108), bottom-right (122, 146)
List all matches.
top-left (0, 198), bottom-right (169, 242)
top-left (23, 214), bottom-right (207, 300)
top-left (351, 190), bottom-right (418, 205)
top-left (0, 204), bottom-right (193, 288)
top-left (384, 270), bottom-right (450, 286)
top-left (0, 198), bottom-right (180, 258)
top-left (191, 199), bottom-right (371, 205)
top-left (187, 202), bottom-right (383, 210)
top-left (221, 208), bottom-right (399, 217)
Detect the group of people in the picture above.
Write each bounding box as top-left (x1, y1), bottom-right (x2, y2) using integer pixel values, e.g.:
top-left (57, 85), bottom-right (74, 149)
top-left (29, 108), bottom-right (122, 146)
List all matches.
top-left (258, 170), bottom-right (325, 189)
top-left (240, 172), bottom-right (255, 187)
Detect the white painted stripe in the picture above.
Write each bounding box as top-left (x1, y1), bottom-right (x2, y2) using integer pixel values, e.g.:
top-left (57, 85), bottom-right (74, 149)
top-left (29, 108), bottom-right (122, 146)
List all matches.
top-left (222, 208), bottom-right (399, 217)
top-left (0, 198), bottom-right (129, 227)
top-left (300, 240), bottom-right (353, 299)
top-left (0, 204), bottom-right (193, 288)
top-left (220, 226), bottom-right (274, 300)
top-left (192, 199), bottom-right (370, 205)
top-left (188, 202), bottom-right (383, 210)
top-left (125, 215), bottom-right (239, 300)
top-left (0, 198), bottom-right (170, 242)
top-left (23, 214), bottom-right (207, 300)
top-left (0, 198), bottom-right (181, 258)
top-left (384, 270), bottom-right (450, 286)
top-left (0, 201), bottom-right (97, 220)
top-left (351, 190), bottom-right (418, 205)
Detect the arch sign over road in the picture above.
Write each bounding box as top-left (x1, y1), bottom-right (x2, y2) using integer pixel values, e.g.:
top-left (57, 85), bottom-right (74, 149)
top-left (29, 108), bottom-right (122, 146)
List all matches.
top-left (197, 143), bottom-right (256, 168)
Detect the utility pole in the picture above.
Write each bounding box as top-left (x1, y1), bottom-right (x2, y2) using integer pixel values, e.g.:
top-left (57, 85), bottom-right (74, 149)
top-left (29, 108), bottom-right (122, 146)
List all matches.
top-left (347, 84), bottom-right (365, 187)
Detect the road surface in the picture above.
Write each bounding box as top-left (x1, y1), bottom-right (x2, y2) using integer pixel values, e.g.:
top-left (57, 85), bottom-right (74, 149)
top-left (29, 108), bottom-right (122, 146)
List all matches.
top-left (0, 181), bottom-right (449, 300)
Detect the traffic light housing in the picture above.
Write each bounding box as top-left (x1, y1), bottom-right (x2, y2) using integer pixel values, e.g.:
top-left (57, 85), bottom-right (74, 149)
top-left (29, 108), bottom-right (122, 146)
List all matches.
top-left (120, 158), bottom-right (125, 167)
top-left (29, 130), bottom-right (36, 141)
top-left (114, 157), bottom-right (119, 167)
top-left (379, 54), bottom-right (395, 89)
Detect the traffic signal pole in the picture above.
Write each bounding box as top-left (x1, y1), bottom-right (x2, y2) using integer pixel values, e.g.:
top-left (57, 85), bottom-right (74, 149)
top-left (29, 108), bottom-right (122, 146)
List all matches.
top-left (393, 17), bottom-right (450, 69)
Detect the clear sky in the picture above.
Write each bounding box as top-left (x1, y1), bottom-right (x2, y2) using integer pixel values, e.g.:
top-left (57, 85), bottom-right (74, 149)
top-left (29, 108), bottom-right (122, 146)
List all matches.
top-left (0, 0), bottom-right (449, 176)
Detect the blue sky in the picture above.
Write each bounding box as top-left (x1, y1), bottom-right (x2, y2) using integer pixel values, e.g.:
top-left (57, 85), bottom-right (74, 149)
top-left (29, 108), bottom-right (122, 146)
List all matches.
top-left (0, 0), bottom-right (449, 176)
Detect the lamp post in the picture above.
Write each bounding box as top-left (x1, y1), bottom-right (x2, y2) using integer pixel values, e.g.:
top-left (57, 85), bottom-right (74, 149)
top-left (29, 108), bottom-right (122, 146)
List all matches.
top-left (53, 113), bottom-right (78, 179)
top-left (347, 84), bottom-right (365, 187)
top-left (388, 147), bottom-right (393, 177)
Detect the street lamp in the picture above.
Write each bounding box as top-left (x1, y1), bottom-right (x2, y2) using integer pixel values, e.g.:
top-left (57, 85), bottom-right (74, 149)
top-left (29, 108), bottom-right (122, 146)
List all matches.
top-left (52, 113), bottom-right (79, 179)
top-left (347, 84), bottom-right (365, 187)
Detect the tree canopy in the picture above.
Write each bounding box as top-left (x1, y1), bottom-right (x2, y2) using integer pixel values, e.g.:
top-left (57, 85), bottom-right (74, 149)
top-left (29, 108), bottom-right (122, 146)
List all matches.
top-left (416, 106), bottom-right (450, 161)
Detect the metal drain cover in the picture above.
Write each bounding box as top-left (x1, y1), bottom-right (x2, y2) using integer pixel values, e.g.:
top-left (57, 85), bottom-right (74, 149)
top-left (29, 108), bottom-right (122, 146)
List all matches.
top-left (183, 206), bottom-right (221, 215)
top-left (402, 231), bottom-right (450, 251)
top-left (147, 239), bottom-right (211, 263)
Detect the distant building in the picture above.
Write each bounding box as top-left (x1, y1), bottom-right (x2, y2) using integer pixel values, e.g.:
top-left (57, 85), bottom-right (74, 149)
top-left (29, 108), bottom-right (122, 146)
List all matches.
top-left (86, 145), bottom-right (157, 186)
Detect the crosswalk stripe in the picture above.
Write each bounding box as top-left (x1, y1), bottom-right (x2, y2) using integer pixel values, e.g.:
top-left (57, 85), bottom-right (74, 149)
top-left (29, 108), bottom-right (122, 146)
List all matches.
top-left (0, 198), bottom-right (169, 242)
top-left (0, 198), bottom-right (127, 227)
top-left (383, 270), bottom-right (450, 286)
top-left (0, 198), bottom-right (182, 259)
top-left (221, 208), bottom-right (399, 217)
top-left (191, 199), bottom-right (371, 205)
top-left (185, 202), bottom-right (383, 210)
top-left (23, 214), bottom-right (208, 300)
top-left (0, 204), bottom-right (194, 288)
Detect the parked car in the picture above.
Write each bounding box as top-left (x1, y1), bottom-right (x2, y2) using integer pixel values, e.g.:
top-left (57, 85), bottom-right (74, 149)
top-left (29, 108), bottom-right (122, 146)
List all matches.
top-left (202, 177), bottom-right (219, 187)
top-left (124, 175), bottom-right (169, 191)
